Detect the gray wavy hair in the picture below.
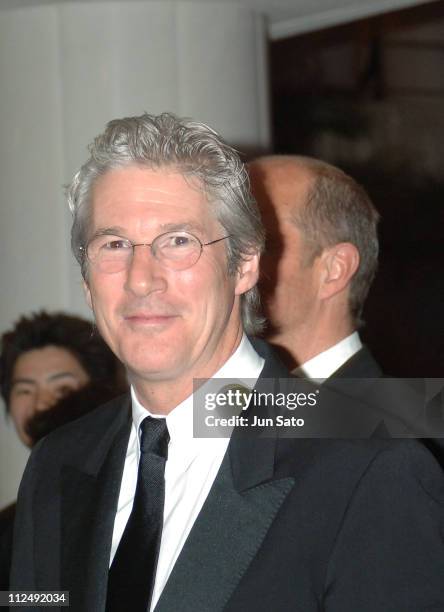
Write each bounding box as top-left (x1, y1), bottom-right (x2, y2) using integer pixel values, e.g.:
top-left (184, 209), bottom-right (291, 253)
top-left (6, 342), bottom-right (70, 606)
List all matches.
top-left (66, 112), bottom-right (265, 335)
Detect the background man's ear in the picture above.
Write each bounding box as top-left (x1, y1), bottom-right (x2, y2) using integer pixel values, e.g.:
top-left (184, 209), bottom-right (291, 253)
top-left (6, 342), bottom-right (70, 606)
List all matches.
top-left (318, 242), bottom-right (360, 300)
top-left (234, 252), bottom-right (260, 296)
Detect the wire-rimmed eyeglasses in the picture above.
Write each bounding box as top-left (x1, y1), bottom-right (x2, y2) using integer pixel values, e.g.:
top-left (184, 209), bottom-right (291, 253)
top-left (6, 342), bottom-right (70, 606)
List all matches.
top-left (79, 231), bottom-right (231, 273)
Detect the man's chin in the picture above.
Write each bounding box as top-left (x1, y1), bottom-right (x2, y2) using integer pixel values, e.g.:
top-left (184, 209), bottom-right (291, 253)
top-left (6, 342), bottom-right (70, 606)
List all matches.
top-left (123, 346), bottom-right (182, 382)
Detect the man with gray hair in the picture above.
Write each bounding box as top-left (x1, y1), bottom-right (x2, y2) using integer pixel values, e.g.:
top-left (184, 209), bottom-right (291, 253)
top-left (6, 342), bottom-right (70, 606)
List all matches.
top-left (11, 114), bottom-right (444, 611)
top-left (249, 155), bottom-right (382, 378)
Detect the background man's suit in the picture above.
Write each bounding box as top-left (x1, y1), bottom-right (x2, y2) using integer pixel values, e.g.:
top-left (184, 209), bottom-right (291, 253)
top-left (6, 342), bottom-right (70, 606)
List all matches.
top-left (11, 349), bottom-right (444, 612)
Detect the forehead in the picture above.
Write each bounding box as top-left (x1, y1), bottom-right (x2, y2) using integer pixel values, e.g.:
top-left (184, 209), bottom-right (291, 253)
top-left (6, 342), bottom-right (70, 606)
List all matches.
top-left (251, 163), bottom-right (313, 228)
top-left (90, 165), bottom-right (213, 232)
top-left (13, 346), bottom-right (82, 378)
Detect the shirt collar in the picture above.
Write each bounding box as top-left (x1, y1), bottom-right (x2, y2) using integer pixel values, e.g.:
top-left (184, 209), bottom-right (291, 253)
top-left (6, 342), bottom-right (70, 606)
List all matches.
top-left (293, 332), bottom-right (362, 381)
top-left (131, 334), bottom-right (264, 468)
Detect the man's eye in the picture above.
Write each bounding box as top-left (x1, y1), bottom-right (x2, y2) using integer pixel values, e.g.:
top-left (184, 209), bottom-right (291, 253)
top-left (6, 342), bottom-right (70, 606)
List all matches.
top-left (169, 235), bottom-right (192, 248)
top-left (102, 239), bottom-right (131, 251)
top-left (54, 384), bottom-right (77, 398)
top-left (13, 388), bottom-right (33, 397)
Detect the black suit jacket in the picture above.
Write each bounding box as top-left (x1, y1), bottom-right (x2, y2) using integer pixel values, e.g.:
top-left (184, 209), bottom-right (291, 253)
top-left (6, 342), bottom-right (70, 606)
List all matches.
top-left (11, 349), bottom-right (444, 611)
top-left (0, 502), bottom-right (15, 590)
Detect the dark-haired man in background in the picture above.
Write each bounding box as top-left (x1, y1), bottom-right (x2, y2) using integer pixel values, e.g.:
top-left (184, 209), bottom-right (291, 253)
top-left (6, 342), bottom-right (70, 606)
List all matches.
top-left (249, 155), bottom-right (381, 378)
top-left (0, 310), bottom-right (126, 589)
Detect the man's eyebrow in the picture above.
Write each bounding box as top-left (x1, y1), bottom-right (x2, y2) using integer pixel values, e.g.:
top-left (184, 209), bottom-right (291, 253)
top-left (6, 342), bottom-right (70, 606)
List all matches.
top-left (158, 222), bottom-right (204, 233)
top-left (47, 372), bottom-right (79, 383)
top-left (11, 378), bottom-right (36, 388)
top-left (11, 372), bottom-right (79, 388)
top-left (90, 223), bottom-right (205, 239)
top-left (89, 227), bottom-right (127, 240)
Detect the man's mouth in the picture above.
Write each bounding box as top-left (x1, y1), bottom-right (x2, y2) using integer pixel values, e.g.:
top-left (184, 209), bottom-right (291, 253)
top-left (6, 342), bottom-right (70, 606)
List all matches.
top-left (123, 312), bottom-right (179, 326)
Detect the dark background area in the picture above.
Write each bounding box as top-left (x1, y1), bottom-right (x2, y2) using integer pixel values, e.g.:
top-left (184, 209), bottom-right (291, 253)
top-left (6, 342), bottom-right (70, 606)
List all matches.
top-left (269, 0), bottom-right (444, 376)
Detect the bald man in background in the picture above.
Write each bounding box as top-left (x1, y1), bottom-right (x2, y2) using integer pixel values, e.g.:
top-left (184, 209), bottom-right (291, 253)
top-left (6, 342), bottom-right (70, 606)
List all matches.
top-left (249, 155), bottom-right (382, 379)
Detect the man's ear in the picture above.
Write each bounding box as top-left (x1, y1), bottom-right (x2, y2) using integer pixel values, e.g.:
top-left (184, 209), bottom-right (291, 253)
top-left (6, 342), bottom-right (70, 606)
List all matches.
top-left (234, 252), bottom-right (260, 296)
top-left (318, 242), bottom-right (360, 300)
top-left (83, 279), bottom-right (93, 311)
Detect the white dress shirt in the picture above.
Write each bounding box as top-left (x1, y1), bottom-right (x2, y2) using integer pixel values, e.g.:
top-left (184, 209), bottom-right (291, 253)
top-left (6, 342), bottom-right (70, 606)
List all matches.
top-left (110, 335), bottom-right (264, 611)
top-left (293, 332), bottom-right (362, 381)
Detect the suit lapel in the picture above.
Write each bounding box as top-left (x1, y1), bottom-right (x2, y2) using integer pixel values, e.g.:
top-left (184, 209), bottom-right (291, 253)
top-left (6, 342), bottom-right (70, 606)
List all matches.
top-left (155, 452), bottom-right (294, 612)
top-left (60, 397), bottom-right (132, 612)
top-left (156, 349), bottom-right (295, 612)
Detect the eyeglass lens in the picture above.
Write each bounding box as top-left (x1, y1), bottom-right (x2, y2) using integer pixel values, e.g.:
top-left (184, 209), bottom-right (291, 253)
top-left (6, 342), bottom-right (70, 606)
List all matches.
top-left (86, 231), bottom-right (203, 273)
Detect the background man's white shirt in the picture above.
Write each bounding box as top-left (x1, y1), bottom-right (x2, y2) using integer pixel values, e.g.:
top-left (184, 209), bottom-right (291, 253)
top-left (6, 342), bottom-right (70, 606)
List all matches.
top-left (293, 332), bottom-right (362, 380)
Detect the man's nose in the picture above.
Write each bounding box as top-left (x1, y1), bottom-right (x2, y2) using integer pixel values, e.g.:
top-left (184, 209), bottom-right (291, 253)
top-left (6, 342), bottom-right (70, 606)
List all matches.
top-left (34, 388), bottom-right (56, 412)
top-left (124, 245), bottom-right (168, 297)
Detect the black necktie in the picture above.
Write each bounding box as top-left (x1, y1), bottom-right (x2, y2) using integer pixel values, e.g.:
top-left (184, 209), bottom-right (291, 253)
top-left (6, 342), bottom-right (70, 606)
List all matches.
top-left (106, 416), bottom-right (169, 612)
